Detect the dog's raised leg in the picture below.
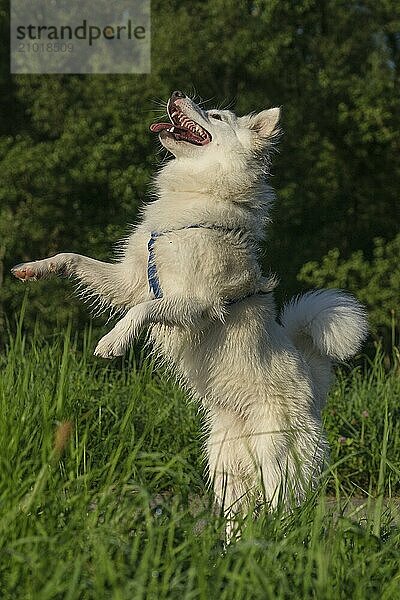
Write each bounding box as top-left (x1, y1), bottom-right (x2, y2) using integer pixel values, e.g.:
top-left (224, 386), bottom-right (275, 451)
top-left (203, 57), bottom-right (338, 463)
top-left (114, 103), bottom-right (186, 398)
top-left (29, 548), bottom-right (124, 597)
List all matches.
top-left (95, 297), bottom-right (223, 358)
top-left (11, 253), bottom-right (137, 310)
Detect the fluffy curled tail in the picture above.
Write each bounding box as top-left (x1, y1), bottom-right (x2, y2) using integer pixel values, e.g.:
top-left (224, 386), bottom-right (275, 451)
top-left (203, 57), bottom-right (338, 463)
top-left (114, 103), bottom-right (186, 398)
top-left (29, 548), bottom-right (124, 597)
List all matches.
top-left (281, 289), bottom-right (368, 361)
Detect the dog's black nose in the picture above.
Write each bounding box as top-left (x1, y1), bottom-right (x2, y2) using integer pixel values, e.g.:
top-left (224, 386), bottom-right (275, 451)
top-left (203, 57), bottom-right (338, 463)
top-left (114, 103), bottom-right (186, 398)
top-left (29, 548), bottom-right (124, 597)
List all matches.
top-left (171, 90), bottom-right (186, 100)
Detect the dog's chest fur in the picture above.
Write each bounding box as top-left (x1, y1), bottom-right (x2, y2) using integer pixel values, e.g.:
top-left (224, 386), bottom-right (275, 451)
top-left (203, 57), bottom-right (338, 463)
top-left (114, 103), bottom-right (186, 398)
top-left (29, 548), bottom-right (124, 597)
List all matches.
top-left (151, 228), bottom-right (262, 300)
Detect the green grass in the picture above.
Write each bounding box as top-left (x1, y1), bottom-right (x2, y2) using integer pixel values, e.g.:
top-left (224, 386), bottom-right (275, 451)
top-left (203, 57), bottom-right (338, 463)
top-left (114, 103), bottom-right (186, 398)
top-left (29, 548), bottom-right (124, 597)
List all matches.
top-left (0, 321), bottom-right (399, 599)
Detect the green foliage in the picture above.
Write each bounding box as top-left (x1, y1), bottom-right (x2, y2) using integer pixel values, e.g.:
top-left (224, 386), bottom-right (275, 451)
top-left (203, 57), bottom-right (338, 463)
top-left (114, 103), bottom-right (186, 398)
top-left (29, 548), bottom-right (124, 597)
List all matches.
top-left (325, 344), bottom-right (400, 493)
top-left (0, 329), bottom-right (399, 598)
top-left (298, 234), bottom-right (400, 341)
top-left (0, 0), bottom-right (399, 338)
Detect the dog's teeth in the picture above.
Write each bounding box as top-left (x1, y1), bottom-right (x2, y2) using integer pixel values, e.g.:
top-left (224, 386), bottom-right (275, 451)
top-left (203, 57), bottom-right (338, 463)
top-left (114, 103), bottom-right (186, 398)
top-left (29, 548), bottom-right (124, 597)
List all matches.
top-left (169, 110), bottom-right (207, 141)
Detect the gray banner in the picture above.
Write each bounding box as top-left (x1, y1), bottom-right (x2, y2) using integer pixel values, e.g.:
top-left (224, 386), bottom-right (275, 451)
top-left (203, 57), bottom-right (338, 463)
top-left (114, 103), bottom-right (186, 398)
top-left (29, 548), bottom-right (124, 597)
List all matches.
top-left (11, 0), bottom-right (151, 74)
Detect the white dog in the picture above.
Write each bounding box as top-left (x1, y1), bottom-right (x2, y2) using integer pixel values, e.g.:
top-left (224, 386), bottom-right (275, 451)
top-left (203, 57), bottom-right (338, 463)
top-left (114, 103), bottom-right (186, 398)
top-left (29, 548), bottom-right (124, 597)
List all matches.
top-left (12, 91), bottom-right (367, 535)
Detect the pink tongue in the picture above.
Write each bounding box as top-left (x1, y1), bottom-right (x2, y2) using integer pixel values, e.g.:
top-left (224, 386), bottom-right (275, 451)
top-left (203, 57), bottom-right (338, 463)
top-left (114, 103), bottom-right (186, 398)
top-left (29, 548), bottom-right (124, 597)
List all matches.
top-left (150, 122), bottom-right (171, 133)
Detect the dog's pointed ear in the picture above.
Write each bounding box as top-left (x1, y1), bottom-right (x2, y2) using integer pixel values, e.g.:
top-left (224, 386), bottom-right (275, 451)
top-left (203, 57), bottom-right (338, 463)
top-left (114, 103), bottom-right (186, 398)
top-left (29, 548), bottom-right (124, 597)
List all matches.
top-left (248, 108), bottom-right (280, 138)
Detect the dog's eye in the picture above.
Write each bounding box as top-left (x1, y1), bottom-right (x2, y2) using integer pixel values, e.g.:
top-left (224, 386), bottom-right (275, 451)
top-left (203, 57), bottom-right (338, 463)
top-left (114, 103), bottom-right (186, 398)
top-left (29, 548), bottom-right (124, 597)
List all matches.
top-left (210, 113), bottom-right (223, 121)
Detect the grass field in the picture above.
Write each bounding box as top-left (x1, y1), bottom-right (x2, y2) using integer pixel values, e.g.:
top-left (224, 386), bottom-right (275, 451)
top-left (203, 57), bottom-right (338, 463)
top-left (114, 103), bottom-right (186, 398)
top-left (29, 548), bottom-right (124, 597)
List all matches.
top-left (0, 319), bottom-right (399, 599)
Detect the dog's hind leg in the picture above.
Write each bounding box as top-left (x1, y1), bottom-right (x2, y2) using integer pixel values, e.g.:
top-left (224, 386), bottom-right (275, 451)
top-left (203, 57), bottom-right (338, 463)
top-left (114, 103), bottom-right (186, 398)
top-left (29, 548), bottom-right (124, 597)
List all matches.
top-left (206, 408), bottom-right (257, 540)
top-left (206, 407), bottom-right (309, 539)
top-left (11, 253), bottom-right (139, 310)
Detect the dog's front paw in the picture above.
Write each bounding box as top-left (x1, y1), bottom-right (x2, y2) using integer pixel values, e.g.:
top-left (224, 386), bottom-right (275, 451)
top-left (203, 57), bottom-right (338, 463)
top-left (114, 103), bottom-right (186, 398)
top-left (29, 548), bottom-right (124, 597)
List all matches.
top-left (94, 331), bottom-right (129, 359)
top-left (11, 261), bottom-right (43, 281)
top-left (11, 259), bottom-right (58, 281)
top-left (94, 324), bottom-right (131, 358)
top-left (94, 307), bottom-right (144, 359)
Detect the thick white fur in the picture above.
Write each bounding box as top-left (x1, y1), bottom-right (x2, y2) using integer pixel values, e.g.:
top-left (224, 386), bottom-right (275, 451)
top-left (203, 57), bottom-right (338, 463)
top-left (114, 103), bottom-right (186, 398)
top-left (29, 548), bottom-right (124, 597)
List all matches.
top-left (12, 95), bottom-right (368, 534)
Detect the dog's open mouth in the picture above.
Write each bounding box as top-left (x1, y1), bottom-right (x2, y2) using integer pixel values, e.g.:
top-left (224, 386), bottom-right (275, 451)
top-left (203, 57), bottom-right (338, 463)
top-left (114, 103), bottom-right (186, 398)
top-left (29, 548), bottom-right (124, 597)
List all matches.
top-left (150, 99), bottom-right (212, 146)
